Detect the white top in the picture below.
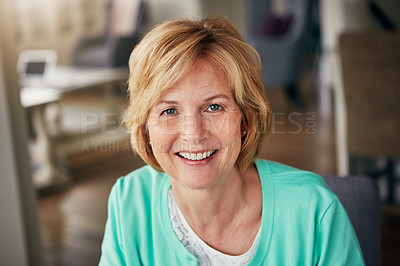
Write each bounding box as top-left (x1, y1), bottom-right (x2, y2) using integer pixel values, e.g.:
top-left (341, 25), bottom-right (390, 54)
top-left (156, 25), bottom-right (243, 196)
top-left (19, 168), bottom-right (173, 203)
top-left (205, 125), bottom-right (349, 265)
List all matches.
top-left (168, 188), bottom-right (260, 266)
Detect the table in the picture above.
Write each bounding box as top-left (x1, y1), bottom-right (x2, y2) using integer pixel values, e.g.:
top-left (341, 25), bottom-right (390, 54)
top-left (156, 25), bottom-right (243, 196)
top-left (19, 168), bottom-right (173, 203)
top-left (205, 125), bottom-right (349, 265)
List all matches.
top-left (20, 66), bottom-right (128, 188)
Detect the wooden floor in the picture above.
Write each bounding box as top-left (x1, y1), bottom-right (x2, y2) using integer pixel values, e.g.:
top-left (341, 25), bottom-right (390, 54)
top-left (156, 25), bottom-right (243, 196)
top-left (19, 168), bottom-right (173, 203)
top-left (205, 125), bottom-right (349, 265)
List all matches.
top-left (38, 67), bottom-right (400, 265)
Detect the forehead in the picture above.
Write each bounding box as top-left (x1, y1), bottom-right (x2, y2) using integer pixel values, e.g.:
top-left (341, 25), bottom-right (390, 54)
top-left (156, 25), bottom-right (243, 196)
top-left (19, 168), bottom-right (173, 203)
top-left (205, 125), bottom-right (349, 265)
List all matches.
top-left (158, 60), bottom-right (231, 100)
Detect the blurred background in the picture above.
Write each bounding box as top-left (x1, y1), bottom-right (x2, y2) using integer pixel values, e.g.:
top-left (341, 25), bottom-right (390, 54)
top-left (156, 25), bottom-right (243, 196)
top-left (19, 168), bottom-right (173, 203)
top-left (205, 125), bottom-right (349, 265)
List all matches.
top-left (0, 0), bottom-right (399, 265)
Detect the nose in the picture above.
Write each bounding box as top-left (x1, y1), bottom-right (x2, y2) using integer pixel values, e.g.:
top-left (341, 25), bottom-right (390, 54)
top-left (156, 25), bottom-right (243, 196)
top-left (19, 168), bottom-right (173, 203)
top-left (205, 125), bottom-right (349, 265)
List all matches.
top-left (180, 113), bottom-right (208, 143)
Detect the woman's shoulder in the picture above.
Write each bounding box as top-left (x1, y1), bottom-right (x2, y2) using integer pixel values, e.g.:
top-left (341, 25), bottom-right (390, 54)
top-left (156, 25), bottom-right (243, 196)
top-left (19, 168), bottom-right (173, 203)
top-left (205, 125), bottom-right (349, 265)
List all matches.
top-left (256, 159), bottom-right (336, 203)
top-left (257, 158), bottom-right (326, 182)
top-left (120, 164), bottom-right (164, 182)
top-left (256, 159), bottom-right (319, 177)
top-left (111, 165), bottom-right (169, 200)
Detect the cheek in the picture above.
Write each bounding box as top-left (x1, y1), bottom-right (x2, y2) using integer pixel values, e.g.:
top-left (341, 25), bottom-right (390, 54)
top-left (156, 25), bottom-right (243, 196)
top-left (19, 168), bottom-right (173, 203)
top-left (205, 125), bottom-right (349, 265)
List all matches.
top-left (147, 122), bottom-right (177, 153)
top-left (208, 115), bottom-right (242, 142)
top-left (148, 116), bottom-right (179, 135)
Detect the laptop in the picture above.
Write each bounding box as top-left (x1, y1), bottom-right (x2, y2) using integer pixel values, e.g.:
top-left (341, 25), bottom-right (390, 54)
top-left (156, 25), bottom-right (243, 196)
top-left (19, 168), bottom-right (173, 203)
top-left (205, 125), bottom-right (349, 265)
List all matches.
top-left (17, 50), bottom-right (57, 87)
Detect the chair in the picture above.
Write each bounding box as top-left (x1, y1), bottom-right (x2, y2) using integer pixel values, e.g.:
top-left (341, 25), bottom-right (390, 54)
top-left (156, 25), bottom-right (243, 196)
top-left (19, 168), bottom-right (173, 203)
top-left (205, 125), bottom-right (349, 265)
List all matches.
top-left (73, 0), bottom-right (146, 67)
top-left (337, 32), bottom-right (400, 202)
top-left (245, 0), bottom-right (314, 106)
top-left (322, 175), bottom-right (381, 266)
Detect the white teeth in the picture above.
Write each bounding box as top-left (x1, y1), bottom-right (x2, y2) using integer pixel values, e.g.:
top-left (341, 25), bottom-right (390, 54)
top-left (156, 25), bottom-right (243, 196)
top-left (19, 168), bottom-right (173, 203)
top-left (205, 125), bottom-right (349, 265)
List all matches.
top-left (178, 150), bottom-right (216, 161)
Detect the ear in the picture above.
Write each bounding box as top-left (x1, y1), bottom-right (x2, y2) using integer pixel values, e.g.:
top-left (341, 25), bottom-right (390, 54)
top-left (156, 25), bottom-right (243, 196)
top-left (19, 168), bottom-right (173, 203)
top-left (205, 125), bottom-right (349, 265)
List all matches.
top-left (142, 124), bottom-right (151, 145)
top-left (241, 114), bottom-right (248, 137)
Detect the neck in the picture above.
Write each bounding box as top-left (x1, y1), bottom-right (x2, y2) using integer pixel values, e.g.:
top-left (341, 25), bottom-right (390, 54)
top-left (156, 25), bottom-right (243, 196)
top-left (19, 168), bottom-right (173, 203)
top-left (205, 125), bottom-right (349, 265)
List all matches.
top-left (170, 164), bottom-right (258, 235)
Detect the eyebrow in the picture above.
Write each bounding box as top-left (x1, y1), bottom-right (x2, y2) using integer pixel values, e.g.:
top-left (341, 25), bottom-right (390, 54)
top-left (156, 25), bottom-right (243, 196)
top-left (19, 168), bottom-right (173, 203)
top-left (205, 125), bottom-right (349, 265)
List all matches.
top-left (156, 100), bottom-right (178, 106)
top-left (156, 94), bottom-right (230, 107)
top-left (204, 94), bottom-right (230, 102)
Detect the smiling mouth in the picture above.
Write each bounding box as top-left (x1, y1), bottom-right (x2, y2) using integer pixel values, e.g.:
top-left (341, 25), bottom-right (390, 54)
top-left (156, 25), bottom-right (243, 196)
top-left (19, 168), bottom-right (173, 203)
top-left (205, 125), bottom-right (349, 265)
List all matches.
top-left (176, 150), bottom-right (217, 161)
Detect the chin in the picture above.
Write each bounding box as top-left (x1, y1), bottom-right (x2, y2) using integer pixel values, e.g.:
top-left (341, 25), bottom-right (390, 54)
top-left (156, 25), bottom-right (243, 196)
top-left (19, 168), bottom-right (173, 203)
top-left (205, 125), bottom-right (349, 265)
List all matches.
top-left (173, 173), bottom-right (218, 191)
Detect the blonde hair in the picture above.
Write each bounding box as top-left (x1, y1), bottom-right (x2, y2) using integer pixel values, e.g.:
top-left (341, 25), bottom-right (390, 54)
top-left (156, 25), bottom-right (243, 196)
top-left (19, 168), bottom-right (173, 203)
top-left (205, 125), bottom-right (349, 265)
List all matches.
top-left (124, 17), bottom-right (272, 172)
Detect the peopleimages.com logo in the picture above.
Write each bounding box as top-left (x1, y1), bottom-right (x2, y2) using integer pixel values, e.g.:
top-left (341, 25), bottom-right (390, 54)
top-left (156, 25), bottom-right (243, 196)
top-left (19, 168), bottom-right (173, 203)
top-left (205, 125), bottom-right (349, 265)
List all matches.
top-left (271, 112), bottom-right (317, 135)
top-left (79, 111), bottom-right (318, 152)
top-left (79, 111), bottom-right (318, 136)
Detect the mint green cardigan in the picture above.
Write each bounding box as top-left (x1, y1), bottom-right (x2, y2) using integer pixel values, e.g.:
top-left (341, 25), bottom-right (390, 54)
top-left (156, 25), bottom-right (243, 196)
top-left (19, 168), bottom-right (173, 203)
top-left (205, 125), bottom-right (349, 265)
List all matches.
top-left (99, 159), bottom-right (365, 265)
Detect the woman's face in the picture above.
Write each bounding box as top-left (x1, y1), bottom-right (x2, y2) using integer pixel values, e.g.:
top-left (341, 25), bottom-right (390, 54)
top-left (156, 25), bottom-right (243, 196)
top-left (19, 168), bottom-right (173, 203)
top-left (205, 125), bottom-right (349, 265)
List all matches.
top-left (147, 61), bottom-right (244, 190)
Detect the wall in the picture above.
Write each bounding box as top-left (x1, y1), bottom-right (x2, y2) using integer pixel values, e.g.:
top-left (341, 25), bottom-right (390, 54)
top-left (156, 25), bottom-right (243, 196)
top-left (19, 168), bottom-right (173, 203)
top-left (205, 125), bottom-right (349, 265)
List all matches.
top-left (202, 0), bottom-right (247, 33)
top-left (146, 0), bottom-right (202, 25)
top-left (12, 0), bottom-right (108, 64)
top-left (11, 0), bottom-right (203, 65)
top-left (0, 40), bottom-right (29, 266)
top-left (0, 0), bottom-right (44, 264)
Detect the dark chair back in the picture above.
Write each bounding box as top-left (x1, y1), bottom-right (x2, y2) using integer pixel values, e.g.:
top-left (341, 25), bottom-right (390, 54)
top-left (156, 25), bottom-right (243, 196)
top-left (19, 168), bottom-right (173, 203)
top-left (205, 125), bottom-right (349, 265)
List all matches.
top-left (322, 175), bottom-right (381, 266)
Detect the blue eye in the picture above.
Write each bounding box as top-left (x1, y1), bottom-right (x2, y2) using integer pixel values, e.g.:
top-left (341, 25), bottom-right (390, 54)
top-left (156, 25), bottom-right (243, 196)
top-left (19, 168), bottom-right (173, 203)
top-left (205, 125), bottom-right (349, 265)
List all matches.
top-left (161, 108), bottom-right (176, 115)
top-left (208, 104), bottom-right (222, 111)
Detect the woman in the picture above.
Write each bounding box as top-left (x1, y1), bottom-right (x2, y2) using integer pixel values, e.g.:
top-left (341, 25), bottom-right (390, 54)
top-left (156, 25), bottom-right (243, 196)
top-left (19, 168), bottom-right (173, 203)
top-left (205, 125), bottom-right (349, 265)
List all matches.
top-left (99, 17), bottom-right (364, 265)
